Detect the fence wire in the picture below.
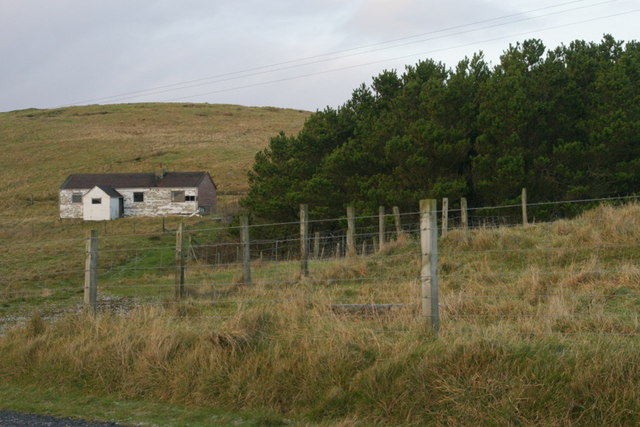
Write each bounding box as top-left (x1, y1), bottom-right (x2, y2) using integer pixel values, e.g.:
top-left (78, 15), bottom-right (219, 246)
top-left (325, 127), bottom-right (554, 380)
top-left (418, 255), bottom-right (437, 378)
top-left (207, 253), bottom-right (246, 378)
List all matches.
top-left (3, 196), bottom-right (640, 338)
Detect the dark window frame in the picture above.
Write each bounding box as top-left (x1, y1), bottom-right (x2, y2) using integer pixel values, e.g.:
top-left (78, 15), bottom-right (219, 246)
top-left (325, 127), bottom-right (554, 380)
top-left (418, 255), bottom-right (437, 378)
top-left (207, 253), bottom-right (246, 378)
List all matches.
top-left (71, 193), bottom-right (82, 203)
top-left (185, 195), bottom-right (196, 202)
top-left (133, 192), bottom-right (144, 203)
top-left (91, 198), bottom-right (102, 205)
top-left (171, 191), bottom-right (186, 202)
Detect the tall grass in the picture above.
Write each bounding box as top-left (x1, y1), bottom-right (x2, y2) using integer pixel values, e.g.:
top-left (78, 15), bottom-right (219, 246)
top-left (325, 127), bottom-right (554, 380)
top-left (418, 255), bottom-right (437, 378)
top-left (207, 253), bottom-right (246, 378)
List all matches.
top-left (3, 203), bottom-right (640, 424)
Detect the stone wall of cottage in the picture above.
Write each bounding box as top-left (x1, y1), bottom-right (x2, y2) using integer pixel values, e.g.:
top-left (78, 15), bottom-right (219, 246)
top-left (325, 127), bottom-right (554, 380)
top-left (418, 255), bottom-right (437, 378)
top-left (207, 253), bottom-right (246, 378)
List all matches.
top-left (120, 188), bottom-right (198, 217)
top-left (60, 187), bottom-right (199, 219)
top-left (59, 189), bottom-right (84, 219)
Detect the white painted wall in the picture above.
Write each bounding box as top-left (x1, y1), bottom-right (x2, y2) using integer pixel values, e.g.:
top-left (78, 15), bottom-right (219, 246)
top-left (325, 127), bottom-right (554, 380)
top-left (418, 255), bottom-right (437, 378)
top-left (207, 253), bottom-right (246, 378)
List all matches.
top-left (82, 187), bottom-right (116, 221)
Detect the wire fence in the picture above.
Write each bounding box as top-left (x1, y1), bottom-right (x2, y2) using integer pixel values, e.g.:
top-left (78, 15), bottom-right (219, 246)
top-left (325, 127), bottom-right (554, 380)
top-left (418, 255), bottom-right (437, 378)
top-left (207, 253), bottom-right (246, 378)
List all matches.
top-left (2, 194), bottom-right (640, 338)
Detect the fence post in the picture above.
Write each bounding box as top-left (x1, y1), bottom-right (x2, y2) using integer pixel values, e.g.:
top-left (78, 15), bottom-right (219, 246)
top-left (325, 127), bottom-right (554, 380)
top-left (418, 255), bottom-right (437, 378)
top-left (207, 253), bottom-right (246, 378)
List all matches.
top-left (346, 206), bottom-right (356, 257)
top-left (240, 215), bottom-right (252, 285)
top-left (84, 229), bottom-right (98, 316)
top-left (461, 197), bottom-right (468, 231)
top-left (392, 206), bottom-right (402, 236)
top-left (420, 199), bottom-right (439, 334)
top-left (521, 187), bottom-right (528, 226)
top-left (378, 206), bottom-right (385, 252)
top-left (313, 231), bottom-right (320, 259)
top-left (336, 242), bottom-right (341, 258)
top-left (442, 198), bottom-right (449, 237)
top-left (174, 222), bottom-right (185, 299)
top-left (300, 204), bottom-right (309, 277)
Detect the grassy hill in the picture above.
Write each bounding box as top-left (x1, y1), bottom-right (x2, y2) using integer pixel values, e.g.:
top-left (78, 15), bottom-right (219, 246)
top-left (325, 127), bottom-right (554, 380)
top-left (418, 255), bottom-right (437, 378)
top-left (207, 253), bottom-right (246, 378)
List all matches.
top-left (3, 102), bottom-right (640, 425)
top-left (2, 203), bottom-right (640, 425)
top-left (0, 103), bottom-right (310, 224)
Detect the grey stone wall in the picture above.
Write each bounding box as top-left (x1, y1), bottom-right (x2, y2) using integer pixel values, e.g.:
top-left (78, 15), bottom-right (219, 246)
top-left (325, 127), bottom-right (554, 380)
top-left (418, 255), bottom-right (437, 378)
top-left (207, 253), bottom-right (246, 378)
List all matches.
top-left (60, 187), bottom-right (200, 219)
top-left (59, 190), bottom-right (84, 219)
top-left (120, 188), bottom-right (198, 217)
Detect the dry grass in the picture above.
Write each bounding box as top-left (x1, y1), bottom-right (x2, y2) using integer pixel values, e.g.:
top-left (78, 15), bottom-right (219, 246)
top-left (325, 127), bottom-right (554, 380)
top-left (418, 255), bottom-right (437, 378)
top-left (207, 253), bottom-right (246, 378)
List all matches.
top-left (3, 203), bottom-right (640, 424)
top-left (1, 105), bottom-right (640, 423)
top-left (0, 102), bottom-right (309, 225)
top-left (0, 102), bottom-right (309, 309)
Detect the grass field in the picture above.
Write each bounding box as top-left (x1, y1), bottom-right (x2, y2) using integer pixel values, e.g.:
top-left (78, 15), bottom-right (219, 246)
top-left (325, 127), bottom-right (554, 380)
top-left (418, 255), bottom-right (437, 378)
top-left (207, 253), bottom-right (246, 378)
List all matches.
top-left (3, 103), bottom-right (640, 425)
top-left (3, 202), bottom-right (640, 425)
top-left (0, 102), bottom-right (310, 226)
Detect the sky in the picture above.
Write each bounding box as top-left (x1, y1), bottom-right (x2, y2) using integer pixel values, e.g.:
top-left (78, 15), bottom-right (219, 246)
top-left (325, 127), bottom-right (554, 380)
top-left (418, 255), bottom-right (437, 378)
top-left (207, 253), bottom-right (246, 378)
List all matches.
top-left (1, 0), bottom-right (639, 112)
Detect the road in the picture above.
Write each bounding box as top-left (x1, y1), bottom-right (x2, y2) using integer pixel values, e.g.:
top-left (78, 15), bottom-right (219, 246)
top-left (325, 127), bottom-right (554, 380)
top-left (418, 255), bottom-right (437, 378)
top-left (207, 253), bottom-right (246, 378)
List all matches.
top-left (0, 410), bottom-right (128, 427)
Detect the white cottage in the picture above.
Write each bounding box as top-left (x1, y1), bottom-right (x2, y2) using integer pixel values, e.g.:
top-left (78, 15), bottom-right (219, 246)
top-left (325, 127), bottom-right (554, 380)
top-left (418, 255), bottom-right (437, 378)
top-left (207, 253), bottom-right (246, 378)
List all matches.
top-left (59, 171), bottom-right (217, 220)
top-left (82, 185), bottom-right (124, 221)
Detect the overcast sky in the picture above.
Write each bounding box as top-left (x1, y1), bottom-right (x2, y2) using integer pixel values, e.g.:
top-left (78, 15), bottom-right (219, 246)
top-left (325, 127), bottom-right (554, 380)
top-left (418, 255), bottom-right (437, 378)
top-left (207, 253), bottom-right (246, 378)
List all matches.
top-left (1, 0), bottom-right (638, 112)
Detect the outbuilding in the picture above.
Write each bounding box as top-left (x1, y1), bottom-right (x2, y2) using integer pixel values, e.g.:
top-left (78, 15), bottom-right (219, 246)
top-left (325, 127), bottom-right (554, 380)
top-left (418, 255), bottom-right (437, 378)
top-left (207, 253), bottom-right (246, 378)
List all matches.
top-left (82, 185), bottom-right (123, 221)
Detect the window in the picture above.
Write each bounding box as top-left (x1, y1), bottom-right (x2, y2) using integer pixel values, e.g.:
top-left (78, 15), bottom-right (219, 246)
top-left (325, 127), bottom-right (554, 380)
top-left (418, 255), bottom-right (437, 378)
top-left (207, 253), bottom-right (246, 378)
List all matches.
top-left (171, 191), bottom-right (185, 202)
top-left (185, 195), bottom-right (196, 201)
top-left (91, 198), bottom-right (102, 204)
top-left (133, 192), bottom-right (144, 203)
top-left (71, 193), bottom-right (82, 203)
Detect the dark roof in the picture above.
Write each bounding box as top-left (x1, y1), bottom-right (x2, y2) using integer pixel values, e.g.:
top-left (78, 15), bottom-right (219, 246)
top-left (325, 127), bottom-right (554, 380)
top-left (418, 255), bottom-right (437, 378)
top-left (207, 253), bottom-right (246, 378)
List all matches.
top-left (61, 172), bottom-right (213, 190)
top-left (94, 185), bottom-right (123, 198)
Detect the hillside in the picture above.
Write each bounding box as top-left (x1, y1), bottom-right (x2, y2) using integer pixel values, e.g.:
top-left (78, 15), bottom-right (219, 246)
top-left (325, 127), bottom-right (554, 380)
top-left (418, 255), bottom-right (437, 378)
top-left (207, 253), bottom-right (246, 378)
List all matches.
top-left (2, 202), bottom-right (640, 425)
top-left (0, 103), bottom-right (310, 223)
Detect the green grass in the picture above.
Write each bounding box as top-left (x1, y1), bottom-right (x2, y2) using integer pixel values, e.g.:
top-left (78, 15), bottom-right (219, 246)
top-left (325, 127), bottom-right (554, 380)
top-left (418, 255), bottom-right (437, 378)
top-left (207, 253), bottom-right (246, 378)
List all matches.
top-left (0, 381), bottom-right (291, 426)
top-left (6, 103), bottom-right (640, 424)
top-left (0, 103), bottom-right (309, 225)
top-left (0, 102), bottom-right (309, 317)
top-left (4, 205), bottom-right (640, 424)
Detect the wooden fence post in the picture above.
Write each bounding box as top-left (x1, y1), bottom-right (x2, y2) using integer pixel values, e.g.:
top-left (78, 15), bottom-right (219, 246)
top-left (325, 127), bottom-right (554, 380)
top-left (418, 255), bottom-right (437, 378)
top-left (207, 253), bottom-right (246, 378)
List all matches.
top-left (378, 206), bottom-right (385, 252)
top-left (336, 242), bottom-right (341, 258)
top-left (300, 204), bottom-right (309, 277)
top-left (442, 197), bottom-right (449, 237)
top-left (392, 206), bottom-right (402, 237)
top-left (84, 229), bottom-right (98, 316)
top-left (346, 206), bottom-right (356, 258)
top-left (522, 187), bottom-right (528, 226)
top-left (174, 222), bottom-right (185, 299)
top-left (461, 197), bottom-right (468, 231)
top-left (313, 231), bottom-right (320, 259)
top-left (240, 215), bottom-right (252, 285)
top-left (420, 199), bottom-right (439, 334)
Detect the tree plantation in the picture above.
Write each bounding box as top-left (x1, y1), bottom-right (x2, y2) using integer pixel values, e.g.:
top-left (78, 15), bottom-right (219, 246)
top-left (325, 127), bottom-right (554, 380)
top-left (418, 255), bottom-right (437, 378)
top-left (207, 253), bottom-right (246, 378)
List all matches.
top-left (243, 36), bottom-right (640, 222)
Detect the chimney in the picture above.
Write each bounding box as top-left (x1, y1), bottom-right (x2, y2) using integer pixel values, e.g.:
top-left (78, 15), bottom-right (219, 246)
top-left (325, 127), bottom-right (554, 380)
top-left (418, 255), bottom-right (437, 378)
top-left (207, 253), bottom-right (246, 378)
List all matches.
top-left (155, 163), bottom-right (166, 180)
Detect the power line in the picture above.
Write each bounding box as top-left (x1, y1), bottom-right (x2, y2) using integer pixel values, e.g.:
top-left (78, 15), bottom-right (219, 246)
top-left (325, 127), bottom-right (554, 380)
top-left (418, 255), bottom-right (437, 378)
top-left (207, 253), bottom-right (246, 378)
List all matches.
top-left (63, 0), bottom-right (623, 106)
top-left (162, 7), bottom-right (640, 102)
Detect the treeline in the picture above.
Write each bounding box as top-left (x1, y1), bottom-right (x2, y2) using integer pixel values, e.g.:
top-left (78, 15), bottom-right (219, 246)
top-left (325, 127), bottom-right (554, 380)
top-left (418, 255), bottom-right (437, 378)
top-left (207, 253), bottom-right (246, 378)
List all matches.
top-left (242, 36), bottom-right (640, 223)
